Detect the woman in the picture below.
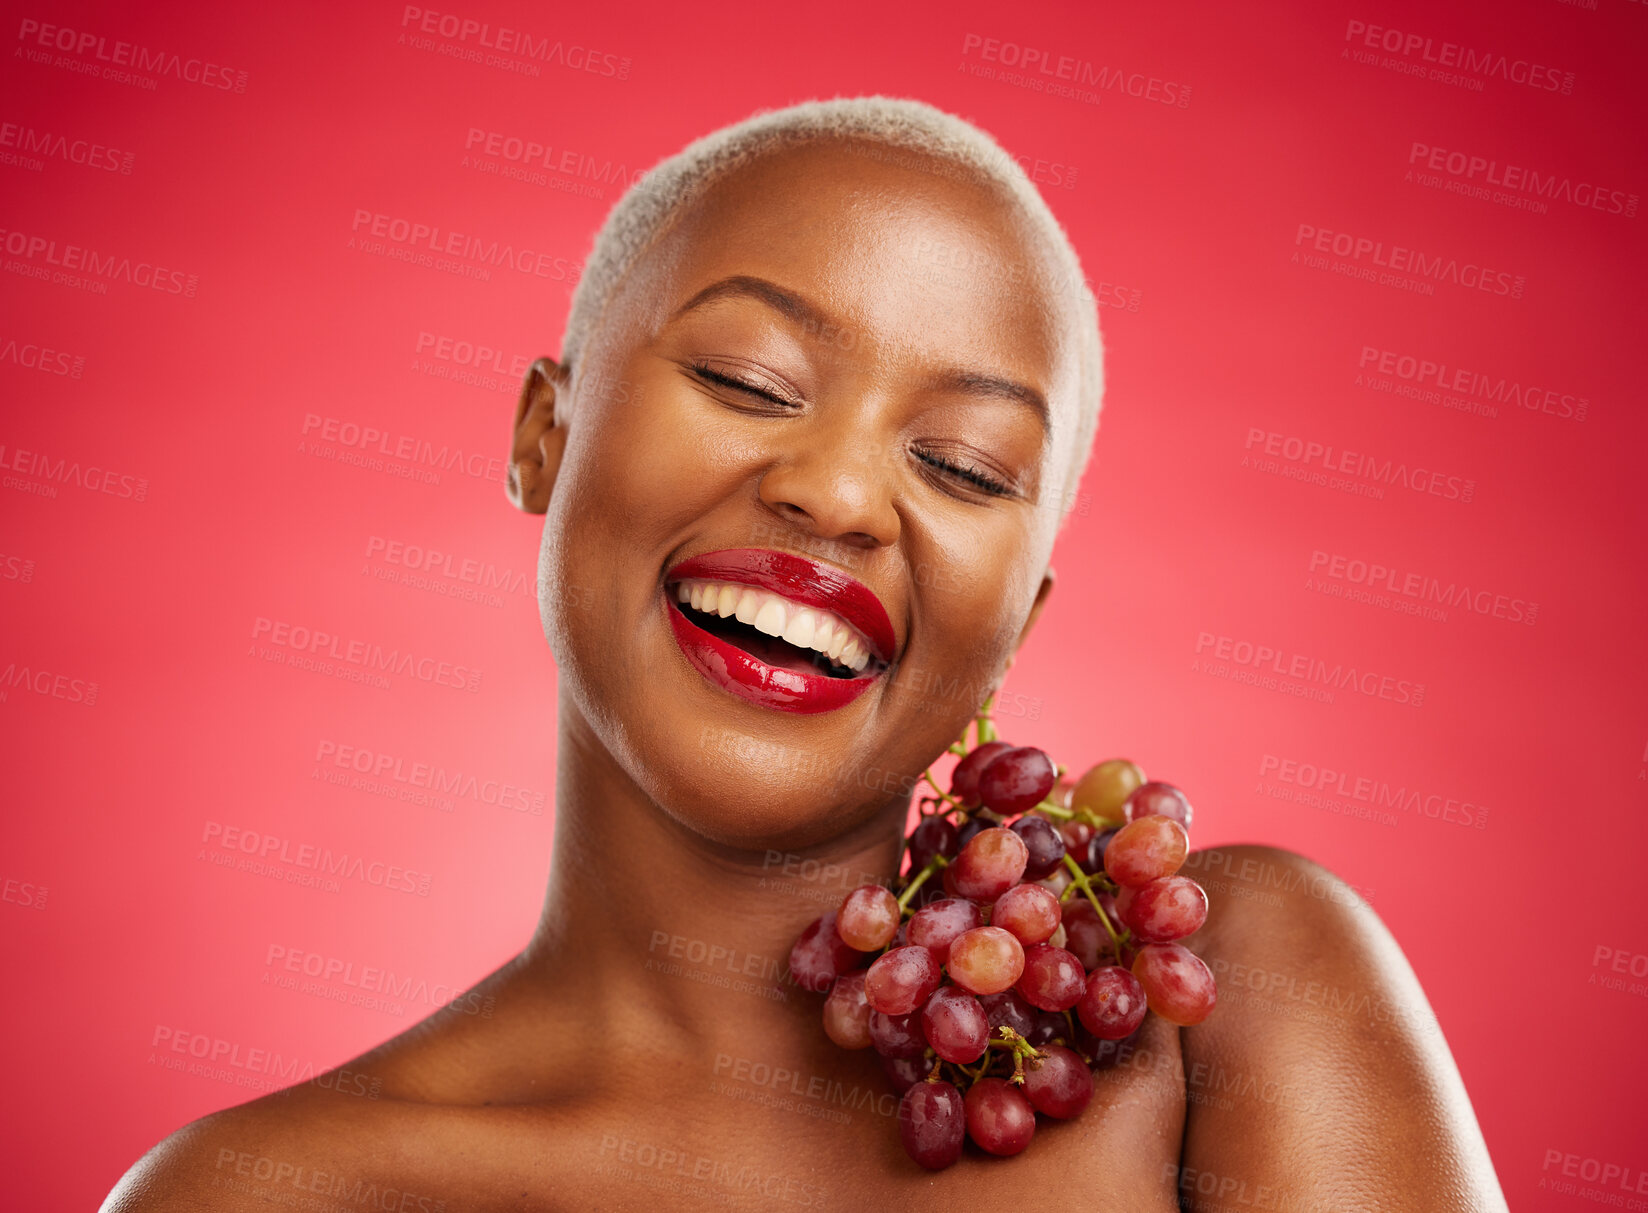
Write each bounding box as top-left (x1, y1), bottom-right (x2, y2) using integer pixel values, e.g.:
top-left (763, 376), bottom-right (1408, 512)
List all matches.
top-left (105, 97), bottom-right (1507, 1211)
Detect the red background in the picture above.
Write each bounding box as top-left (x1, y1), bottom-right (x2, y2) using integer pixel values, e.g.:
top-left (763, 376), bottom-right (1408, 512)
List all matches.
top-left (3, 0), bottom-right (1644, 1207)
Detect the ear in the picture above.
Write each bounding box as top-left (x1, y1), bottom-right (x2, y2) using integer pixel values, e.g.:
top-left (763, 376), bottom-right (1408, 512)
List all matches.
top-left (506, 357), bottom-right (570, 515)
top-left (1011, 567), bottom-right (1056, 658)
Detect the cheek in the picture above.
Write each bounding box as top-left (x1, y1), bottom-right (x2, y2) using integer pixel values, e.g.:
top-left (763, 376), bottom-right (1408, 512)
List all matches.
top-left (565, 384), bottom-right (760, 541)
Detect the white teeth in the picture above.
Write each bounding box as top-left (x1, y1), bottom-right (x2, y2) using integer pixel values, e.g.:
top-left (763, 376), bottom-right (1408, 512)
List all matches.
top-left (673, 578), bottom-right (879, 672)
top-left (752, 598), bottom-right (787, 638)
top-left (783, 609), bottom-right (816, 649)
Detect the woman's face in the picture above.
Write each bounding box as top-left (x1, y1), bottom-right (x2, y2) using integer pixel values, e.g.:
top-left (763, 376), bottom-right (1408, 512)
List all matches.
top-left (526, 138), bottom-right (1084, 850)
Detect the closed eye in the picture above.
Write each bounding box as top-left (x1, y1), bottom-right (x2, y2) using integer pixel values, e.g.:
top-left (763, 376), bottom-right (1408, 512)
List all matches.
top-left (687, 361), bottom-right (799, 407)
top-left (914, 449), bottom-right (1013, 497)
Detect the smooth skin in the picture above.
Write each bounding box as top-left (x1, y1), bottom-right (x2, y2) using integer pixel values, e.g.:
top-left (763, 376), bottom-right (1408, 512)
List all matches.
top-left (104, 139), bottom-right (1508, 1211)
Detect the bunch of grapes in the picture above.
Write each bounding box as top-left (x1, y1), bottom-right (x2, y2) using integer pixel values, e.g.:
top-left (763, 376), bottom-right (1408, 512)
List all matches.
top-left (788, 706), bottom-right (1216, 1170)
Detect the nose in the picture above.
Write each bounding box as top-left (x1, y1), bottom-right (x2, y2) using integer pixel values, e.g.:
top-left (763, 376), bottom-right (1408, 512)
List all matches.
top-left (757, 433), bottom-right (901, 550)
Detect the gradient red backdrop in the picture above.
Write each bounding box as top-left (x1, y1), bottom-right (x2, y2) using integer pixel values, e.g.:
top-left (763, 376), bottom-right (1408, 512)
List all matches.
top-left (3, 0), bottom-right (1645, 1208)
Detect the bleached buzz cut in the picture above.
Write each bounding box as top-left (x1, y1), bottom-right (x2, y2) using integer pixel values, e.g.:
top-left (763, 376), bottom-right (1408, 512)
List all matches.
top-left (558, 95), bottom-right (1105, 519)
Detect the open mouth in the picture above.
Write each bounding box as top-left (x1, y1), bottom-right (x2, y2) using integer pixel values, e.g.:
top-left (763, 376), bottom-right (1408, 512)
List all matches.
top-left (661, 549), bottom-right (896, 714)
top-left (670, 579), bottom-right (875, 680)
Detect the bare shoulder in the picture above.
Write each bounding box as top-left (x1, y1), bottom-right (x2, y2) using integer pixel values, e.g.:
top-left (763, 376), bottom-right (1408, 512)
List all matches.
top-left (101, 956), bottom-right (573, 1211)
top-left (1174, 843), bottom-right (1507, 1212)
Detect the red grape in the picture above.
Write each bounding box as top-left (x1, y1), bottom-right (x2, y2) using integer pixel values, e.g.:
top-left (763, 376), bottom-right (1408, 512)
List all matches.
top-left (869, 1009), bottom-right (928, 1060)
top-left (977, 746), bottom-right (1056, 815)
top-left (1132, 942), bottom-right (1217, 1026)
top-left (921, 985), bottom-right (990, 1063)
top-left (951, 828), bottom-right (1029, 900)
top-left (1021, 1044), bottom-right (1094, 1118)
top-left (1070, 758), bottom-right (1146, 819)
top-left (950, 740), bottom-right (1014, 805)
top-left (837, 884), bottom-right (900, 950)
top-left (1103, 817), bottom-right (1189, 888)
top-left (881, 1052), bottom-right (933, 1094)
top-left (1037, 865), bottom-right (1074, 900)
top-left (907, 815), bottom-right (960, 875)
top-left (1060, 897), bottom-right (1120, 971)
top-left (1120, 875), bottom-right (1208, 943)
top-left (1079, 827), bottom-right (1118, 874)
top-left (1017, 943), bottom-right (1087, 1012)
top-left (1123, 780), bottom-right (1193, 831)
top-left (1080, 1023), bottom-right (1142, 1070)
top-left (788, 911), bottom-right (865, 993)
top-left (991, 883), bottom-right (1061, 945)
top-left (964, 1078), bottom-right (1036, 1155)
top-left (1010, 814), bottom-right (1067, 880)
top-left (907, 898), bottom-right (983, 963)
top-left (946, 926), bottom-right (1026, 995)
top-left (1026, 1010), bottom-right (1064, 1046)
top-left (977, 989), bottom-right (1037, 1038)
top-left (823, 972), bottom-right (873, 1049)
top-left (899, 1080), bottom-right (966, 1170)
top-left (865, 945), bottom-right (942, 1016)
top-left (1077, 966), bottom-right (1148, 1040)
top-left (1060, 820), bottom-right (1096, 854)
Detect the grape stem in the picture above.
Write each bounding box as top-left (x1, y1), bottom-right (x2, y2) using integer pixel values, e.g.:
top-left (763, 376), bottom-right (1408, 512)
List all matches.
top-left (896, 854), bottom-right (949, 913)
top-left (1061, 853), bottom-right (1130, 961)
top-left (975, 694), bottom-right (997, 745)
top-left (990, 1026), bottom-right (1042, 1086)
top-left (919, 768), bottom-right (963, 807)
top-left (1031, 800), bottom-right (1123, 831)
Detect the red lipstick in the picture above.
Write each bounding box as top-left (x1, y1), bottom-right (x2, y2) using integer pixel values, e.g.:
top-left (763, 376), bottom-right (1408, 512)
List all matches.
top-left (661, 548), bottom-right (897, 715)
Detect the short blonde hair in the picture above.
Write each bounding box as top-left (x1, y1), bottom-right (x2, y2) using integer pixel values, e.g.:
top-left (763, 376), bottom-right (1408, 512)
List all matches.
top-left (559, 95), bottom-right (1104, 519)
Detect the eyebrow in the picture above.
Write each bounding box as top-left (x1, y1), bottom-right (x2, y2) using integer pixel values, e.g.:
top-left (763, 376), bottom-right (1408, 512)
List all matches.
top-left (668, 274), bottom-right (1051, 431)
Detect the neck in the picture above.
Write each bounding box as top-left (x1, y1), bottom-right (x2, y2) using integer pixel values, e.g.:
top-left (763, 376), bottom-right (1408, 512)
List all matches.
top-left (520, 691), bottom-right (912, 1060)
